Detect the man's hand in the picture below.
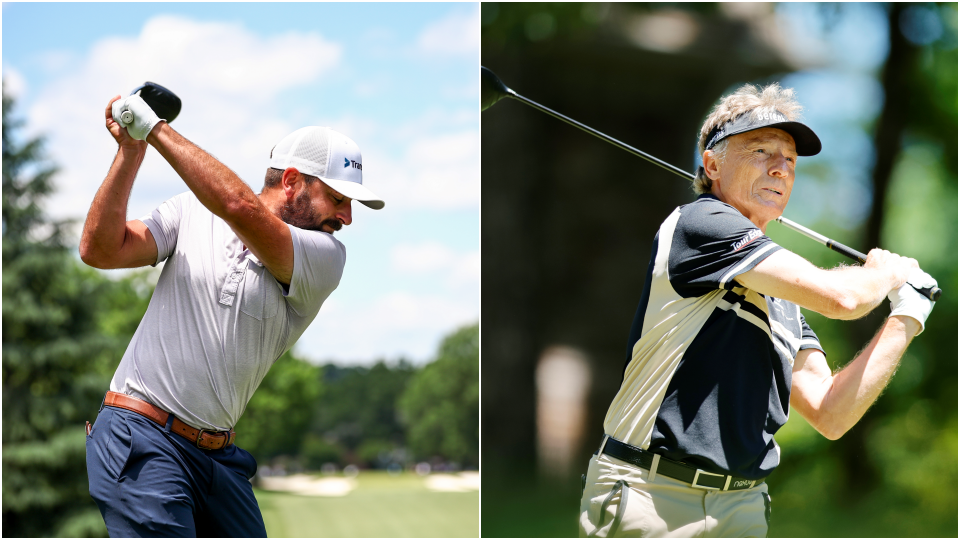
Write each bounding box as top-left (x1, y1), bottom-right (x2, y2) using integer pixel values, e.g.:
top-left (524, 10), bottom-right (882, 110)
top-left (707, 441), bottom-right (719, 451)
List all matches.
top-left (111, 94), bottom-right (164, 141)
top-left (863, 248), bottom-right (918, 293)
top-left (105, 96), bottom-right (147, 150)
top-left (888, 268), bottom-right (937, 334)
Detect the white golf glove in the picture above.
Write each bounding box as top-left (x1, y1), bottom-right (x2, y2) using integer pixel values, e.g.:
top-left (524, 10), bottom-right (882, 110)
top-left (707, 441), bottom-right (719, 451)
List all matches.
top-left (888, 268), bottom-right (937, 334)
top-left (111, 94), bottom-right (162, 140)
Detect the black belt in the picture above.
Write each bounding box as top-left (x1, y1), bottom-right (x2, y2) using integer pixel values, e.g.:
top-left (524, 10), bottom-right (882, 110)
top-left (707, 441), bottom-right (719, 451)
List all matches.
top-left (597, 436), bottom-right (764, 491)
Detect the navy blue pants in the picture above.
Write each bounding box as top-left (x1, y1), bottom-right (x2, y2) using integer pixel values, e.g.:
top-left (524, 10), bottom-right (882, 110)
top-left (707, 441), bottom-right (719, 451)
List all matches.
top-left (86, 405), bottom-right (267, 537)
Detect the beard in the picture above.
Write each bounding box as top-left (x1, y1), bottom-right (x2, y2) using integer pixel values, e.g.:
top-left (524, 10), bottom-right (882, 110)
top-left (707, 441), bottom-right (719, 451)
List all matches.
top-left (278, 190), bottom-right (342, 233)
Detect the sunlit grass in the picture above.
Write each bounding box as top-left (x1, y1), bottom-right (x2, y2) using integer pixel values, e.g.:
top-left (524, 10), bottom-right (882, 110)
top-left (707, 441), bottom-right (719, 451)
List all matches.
top-left (255, 471), bottom-right (479, 538)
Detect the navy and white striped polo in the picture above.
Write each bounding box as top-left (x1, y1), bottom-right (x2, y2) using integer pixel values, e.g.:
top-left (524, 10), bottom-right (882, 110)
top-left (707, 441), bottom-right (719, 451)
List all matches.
top-left (603, 194), bottom-right (823, 480)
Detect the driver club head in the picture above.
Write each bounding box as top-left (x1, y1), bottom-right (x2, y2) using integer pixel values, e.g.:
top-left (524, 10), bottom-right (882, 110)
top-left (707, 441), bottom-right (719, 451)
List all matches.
top-left (131, 82), bottom-right (182, 123)
top-left (481, 66), bottom-right (513, 111)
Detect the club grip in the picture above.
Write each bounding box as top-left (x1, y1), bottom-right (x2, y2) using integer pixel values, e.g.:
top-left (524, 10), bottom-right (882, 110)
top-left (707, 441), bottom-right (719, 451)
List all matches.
top-left (826, 239), bottom-right (867, 264)
top-left (914, 286), bottom-right (942, 302)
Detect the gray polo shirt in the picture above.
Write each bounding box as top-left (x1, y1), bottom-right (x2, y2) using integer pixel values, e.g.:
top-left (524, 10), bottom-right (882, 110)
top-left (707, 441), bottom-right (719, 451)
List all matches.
top-left (109, 191), bottom-right (345, 431)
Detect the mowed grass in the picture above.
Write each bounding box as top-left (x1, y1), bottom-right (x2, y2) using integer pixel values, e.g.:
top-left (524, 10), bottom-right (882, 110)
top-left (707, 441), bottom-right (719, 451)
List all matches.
top-left (254, 471), bottom-right (479, 537)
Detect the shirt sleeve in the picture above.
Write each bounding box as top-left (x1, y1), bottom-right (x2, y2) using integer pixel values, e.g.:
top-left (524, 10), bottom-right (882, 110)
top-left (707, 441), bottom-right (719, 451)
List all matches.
top-left (798, 313), bottom-right (824, 355)
top-left (668, 199), bottom-right (783, 298)
top-left (284, 226), bottom-right (347, 317)
top-left (138, 192), bottom-right (187, 266)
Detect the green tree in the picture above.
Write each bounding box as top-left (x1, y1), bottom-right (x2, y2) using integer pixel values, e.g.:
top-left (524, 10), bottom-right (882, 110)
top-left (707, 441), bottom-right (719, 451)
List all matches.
top-left (232, 351), bottom-right (322, 462)
top-left (310, 361), bottom-right (416, 467)
top-left (399, 323), bottom-right (479, 467)
top-left (2, 87), bottom-right (152, 537)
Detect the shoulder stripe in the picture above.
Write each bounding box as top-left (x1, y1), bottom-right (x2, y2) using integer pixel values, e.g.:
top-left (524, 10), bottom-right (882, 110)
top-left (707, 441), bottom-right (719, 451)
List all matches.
top-left (719, 242), bottom-right (778, 288)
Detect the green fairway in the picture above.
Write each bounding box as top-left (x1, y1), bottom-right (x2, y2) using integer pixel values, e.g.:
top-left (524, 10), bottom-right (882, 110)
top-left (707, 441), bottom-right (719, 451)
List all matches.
top-left (254, 471), bottom-right (479, 537)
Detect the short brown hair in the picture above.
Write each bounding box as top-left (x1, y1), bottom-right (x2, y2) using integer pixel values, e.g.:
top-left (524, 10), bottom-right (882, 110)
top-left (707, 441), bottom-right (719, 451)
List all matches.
top-left (263, 168), bottom-right (321, 189)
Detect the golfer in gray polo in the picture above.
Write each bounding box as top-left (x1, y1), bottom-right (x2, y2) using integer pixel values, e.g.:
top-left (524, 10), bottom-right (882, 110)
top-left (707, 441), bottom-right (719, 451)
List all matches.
top-left (82, 93), bottom-right (384, 536)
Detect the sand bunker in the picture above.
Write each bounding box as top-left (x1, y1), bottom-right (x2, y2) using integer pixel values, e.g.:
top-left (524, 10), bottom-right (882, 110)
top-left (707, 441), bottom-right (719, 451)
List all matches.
top-left (424, 472), bottom-right (480, 492)
top-left (259, 474), bottom-right (357, 497)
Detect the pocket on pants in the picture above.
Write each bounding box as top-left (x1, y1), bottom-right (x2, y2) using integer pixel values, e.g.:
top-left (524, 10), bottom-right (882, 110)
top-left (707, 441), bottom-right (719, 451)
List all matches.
top-left (100, 409), bottom-right (136, 481)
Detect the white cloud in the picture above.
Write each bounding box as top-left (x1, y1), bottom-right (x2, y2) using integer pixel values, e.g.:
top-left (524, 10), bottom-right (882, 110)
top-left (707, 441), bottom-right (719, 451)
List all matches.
top-left (2, 67), bottom-right (27, 99)
top-left (293, 292), bottom-right (478, 364)
top-left (417, 6), bottom-right (480, 57)
top-left (370, 129), bottom-right (479, 210)
top-left (24, 15), bottom-right (342, 226)
top-left (390, 242), bottom-right (479, 289)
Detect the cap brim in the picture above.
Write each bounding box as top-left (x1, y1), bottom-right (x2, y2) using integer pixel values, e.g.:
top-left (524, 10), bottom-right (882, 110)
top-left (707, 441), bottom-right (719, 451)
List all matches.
top-left (736, 121), bottom-right (822, 157)
top-left (319, 177), bottom-right (385, 210)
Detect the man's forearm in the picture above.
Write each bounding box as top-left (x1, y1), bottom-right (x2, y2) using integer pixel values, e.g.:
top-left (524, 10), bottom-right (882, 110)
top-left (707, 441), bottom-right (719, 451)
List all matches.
top-left (146, 122), bottom-right (264, 224)
top-left (818, 315), bottom-right (919, 436)
top-left (737, 249), bottom-right (905, 321)
top-left (79, 145), bottom-right (147, 264)
top-left (827, 265), bottom-right (895, 319)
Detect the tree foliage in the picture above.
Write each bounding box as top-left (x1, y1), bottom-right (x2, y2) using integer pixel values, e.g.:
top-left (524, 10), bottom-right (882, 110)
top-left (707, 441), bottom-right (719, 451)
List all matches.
top-left (309, 360), bottom-right (416, 466)
top-left (399, 324), bottom-right (479, 467)
top-left (232, 351), bottom-right (322, 461)
top-left (2, 87), bottom-right (152, 537)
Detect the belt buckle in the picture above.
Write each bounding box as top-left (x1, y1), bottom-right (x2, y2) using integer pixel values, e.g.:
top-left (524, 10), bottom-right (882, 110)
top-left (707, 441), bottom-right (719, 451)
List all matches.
top-left (691, 469), bottom-right (725, 490)
top-left (196, 429), bottom-right (219, 450)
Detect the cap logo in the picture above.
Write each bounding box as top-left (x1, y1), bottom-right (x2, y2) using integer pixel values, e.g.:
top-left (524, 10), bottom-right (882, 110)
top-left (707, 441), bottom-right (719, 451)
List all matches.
top-left (343, 157), bottom-right (362, 171)
top-left (755, 110), bottom-right (786, 122)
top-left (344, 157), bottom-right (350, 168)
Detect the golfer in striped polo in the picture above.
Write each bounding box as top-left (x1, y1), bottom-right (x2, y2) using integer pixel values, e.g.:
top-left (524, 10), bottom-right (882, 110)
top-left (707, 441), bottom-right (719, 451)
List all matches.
top-left (579, 83), bottom-right (937, 537)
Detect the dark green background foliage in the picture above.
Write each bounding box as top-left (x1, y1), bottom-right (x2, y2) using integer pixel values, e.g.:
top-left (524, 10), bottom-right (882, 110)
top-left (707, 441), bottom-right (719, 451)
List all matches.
top-left (1, 88), bottom-right (479, 537)
top-left (312, 361), bottom-right (416, 465)
top-left (231, 350), bottom-right (323, 461)
top-left (236, 325), bottom-right (481, 471)
top-left (481, 2), bottom-right (957, 538)
top-left (400, 323), bottom-right (481, 467)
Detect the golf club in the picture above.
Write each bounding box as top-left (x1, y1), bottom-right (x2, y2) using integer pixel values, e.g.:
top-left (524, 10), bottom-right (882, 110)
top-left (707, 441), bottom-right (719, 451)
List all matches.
top-left (481, 66), bottom-right (941, 302)
top-left (121, 82), bottom-right (182, 124)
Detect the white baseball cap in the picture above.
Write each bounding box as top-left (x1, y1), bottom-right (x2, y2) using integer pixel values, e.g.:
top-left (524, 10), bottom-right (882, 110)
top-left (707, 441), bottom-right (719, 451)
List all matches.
top-left (269, 126), bottom-right (384, 210)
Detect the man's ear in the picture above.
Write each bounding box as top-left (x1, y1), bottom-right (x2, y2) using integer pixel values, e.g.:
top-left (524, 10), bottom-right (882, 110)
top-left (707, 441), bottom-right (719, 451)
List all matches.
top-left (280, 167), bottom-right (301, 199)
top-left (702, 150), bottom-right (722, 182)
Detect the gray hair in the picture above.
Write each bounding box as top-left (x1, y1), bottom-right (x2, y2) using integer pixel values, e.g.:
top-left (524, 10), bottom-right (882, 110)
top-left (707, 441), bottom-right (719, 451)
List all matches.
top-left (693, 83), bottom-right (804, 194)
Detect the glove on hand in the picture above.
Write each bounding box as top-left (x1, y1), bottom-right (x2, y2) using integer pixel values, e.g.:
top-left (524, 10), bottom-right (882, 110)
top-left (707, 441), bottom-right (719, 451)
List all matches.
top-left (111, 94), bottom-right (162, 140)
top-left (888, 268), bottom-right (937, 334)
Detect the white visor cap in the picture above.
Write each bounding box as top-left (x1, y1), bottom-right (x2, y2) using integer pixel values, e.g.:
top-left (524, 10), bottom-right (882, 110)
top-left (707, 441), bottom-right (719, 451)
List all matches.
top-left (269, 126), bottom-right (384, 210)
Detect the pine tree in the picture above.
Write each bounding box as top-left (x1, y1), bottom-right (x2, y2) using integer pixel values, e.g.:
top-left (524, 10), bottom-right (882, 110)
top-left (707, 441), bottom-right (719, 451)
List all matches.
top-left (2, 85), bottom-right (150, 537)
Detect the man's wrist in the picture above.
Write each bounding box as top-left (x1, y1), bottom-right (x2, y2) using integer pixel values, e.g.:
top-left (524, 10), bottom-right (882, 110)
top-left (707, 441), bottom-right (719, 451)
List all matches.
top-left (145, 120), bottom-right (168, 146)
top-left (119, 142), bottom-right (147, 154)
top-left (889, 314), bottom-right (921, 337)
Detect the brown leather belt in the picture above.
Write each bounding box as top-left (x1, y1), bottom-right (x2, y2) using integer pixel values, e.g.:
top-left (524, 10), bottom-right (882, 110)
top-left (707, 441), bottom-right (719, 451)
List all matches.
top-left (104, 391), bottom-right (236, 451)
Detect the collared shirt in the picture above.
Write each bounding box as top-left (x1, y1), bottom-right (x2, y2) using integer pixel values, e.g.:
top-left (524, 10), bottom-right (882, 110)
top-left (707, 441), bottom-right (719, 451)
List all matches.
top-left (603, 194), bottom-right (823, 479)
top-left (109, 192), bottom-right (345, 431)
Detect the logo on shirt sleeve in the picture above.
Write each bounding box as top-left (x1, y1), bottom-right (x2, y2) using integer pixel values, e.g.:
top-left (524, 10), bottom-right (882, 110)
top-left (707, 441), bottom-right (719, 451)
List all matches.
top-left (732, 229), bottom-right (763, 252)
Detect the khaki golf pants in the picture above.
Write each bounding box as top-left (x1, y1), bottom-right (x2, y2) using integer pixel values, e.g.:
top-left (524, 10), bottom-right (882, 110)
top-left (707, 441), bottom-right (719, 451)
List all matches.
top-left (578, 454), bottom-right (770, 538)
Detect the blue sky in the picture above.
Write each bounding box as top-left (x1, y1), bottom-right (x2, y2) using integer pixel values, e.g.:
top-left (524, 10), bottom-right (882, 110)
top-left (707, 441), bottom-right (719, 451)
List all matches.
top-left (2, 2), bottom-right (480, 365)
